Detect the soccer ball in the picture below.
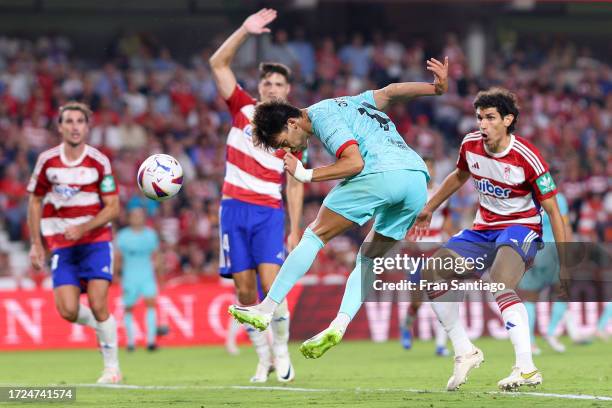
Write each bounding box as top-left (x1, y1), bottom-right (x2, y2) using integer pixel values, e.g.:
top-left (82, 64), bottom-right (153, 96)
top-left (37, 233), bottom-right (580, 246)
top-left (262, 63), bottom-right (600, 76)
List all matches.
top-left (137, 154), bottom-right (183, 201)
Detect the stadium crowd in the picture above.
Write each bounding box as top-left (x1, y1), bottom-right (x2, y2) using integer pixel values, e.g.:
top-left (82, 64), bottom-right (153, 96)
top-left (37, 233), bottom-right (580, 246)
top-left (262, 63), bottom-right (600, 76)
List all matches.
top-left (0, 30), bottom-right (610, 287)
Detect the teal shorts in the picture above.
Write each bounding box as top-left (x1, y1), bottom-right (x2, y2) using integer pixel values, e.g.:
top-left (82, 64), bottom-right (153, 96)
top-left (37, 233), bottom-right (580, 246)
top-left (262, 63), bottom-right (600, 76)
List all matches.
top-left (322, 169), bottom-right (428, 240)
top-left (122, 279), bottom-right (158, 307)
top-left (518, 242), bottom-right (559, 292)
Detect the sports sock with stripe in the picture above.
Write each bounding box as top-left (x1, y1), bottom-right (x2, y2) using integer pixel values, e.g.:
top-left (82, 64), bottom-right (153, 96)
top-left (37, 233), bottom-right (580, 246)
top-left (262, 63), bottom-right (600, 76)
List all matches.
top-left (495, 289), bottom-right (536, 372)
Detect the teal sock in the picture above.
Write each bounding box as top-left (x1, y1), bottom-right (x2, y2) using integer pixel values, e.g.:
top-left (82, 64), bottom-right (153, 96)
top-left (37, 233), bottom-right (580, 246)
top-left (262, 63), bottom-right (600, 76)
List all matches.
top-left (146, 307), bottom-right (157, 345)
top-left (524, 301), bottom-right (536, 343)
top-left (339, 253), bottom-right (374, 320)
top-left (547, 301), bottom-right (568, 337)
top-left (597, 302), bottom-right (612, 332)
top-left (268, 228), bottom-right (324, 303)
top-left (124, 311), bottom-right (134, 347)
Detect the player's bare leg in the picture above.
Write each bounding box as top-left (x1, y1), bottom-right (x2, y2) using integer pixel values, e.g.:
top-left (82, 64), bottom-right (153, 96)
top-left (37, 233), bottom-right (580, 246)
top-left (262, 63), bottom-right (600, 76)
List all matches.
top-left (143, 297), bottom-right (159, 351)
top-left (422, 248), bottom-right (483, 391)
top-left (301, 229), bottom-right (397, 359)
top-left (230, 206), bottom-right (354, 327)
top-left (259, 263), bottom-right (294, 382)
top-left (489, 247), bottom-right (542, 391)
top-left (88, 279), bottom-right (121, 384)
top-left (232, 269), bottom-right (274, 383)
top-left (124, 305), bottom-right (136, 352)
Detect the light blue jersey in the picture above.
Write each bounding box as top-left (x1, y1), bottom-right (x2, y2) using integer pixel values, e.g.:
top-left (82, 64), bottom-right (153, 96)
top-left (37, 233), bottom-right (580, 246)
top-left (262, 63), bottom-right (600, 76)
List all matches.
top-left (541, 193), bottom-right (568, 241)
top-left (116, 227), bottom-right (159, 287)
top-left (307, 90), bottom-right (429, 179)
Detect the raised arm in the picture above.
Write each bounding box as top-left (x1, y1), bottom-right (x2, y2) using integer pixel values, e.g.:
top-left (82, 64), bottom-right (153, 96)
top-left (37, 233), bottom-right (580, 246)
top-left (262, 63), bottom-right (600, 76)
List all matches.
top-left (373, 57), bottom-right (449, 111)
top-left (209, 8), bottom-right (277, 99)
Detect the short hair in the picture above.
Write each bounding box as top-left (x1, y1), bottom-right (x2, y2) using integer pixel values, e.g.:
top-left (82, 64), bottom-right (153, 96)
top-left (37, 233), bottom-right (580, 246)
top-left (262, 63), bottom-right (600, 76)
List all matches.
top-left (252, 100), bottom-right (302, 149)
top-left (58, 101), bottom-right (92, 124)
top-left (259, 62), bottom-right (291, 83)
top-left (473, 87), bottom-right (519, 134)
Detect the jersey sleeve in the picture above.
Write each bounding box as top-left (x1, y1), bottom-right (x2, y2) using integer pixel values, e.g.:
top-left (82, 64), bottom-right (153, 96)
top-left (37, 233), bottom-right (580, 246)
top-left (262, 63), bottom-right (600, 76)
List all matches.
top-left (311, 102), bottom-right (358, 158)
top-left (349, 90), bottom-right (376, 106)
top-left (98, 154), bottom-right (119, 196)
top-left (521, 141), bottom-right (557, 201)
top-left (225, 85), bottom-right (256, 119)
top-left (151, 230), bottom-right (160, 251)
top-left (27, 155), bottom-right (51, 196)
top-left (456, 141), bottom-right (469, 172)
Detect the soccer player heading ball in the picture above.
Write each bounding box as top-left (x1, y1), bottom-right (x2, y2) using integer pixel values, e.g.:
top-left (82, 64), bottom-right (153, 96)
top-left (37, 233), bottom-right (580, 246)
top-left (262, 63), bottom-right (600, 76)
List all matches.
top-left (229, 54), bottom-right (449, 358)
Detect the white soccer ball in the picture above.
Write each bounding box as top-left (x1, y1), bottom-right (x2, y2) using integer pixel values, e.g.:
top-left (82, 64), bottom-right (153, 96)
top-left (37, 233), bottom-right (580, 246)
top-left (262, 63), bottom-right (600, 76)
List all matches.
top-left (137, 154), bottom-right (183, 201)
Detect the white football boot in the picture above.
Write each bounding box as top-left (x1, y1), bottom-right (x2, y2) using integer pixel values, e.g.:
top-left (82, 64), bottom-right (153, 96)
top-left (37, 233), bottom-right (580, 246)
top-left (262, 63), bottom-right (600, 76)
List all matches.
top-left (498, 366), bottom-right (542, 391)
top-left (97, 367), bottom-right (122, 384)
top-left (446, 347), bottom-right (484, 391)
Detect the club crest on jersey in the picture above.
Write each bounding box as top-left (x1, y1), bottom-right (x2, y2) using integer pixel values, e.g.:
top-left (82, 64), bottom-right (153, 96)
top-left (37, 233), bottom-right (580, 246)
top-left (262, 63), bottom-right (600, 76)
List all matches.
top-left (474, 178), bottom-right (511, 198)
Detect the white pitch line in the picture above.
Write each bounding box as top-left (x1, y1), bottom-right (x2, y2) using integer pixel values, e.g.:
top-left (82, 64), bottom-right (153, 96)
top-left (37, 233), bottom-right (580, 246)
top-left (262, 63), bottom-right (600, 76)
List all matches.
top-left (76, 384), bottom-right (612, 401)
top-left (4, 383), bottom-right (612, 401)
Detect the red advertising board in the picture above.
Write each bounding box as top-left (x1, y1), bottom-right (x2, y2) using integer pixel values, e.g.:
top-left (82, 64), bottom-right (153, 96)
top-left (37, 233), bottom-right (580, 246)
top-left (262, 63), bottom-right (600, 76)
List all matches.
top-left (0, 283), bottom-right (605, 350)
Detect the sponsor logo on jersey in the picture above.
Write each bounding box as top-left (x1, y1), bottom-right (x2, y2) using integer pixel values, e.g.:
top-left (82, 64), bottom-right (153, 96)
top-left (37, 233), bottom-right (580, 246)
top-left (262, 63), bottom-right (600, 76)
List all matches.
top-left (53, 184), bottom-right (81, 200)
top-left (472, 162), bottom-right (480, 169)
top-left (474, 178), bottom-right (511, 198)
top-left (535, 172), bottom-right (556, 195)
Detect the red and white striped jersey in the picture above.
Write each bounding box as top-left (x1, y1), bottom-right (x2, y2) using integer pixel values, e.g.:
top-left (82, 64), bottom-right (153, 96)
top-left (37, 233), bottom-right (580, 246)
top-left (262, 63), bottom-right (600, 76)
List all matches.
top-left (27, 144), bottom-right (118, 250)
top-left (457, 132), bottom-right (557, 235)
top-left (221, 85), bottom-right (287, 208)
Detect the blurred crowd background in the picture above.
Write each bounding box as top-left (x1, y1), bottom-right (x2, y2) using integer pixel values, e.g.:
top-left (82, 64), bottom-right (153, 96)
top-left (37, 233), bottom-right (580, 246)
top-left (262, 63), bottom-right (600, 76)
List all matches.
top-left (0, 7), bottom-right (610, 289)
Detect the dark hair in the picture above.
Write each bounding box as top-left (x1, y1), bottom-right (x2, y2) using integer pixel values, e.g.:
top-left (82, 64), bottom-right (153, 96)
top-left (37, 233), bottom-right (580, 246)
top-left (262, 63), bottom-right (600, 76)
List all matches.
top-left (473, 87), bottom-right (519, 134)
top-left (259, 62), bottom-right (291, 83)
top-left (58, 101), bottom-right (92, 123)
top-left (252, 100), bottom-right (302, 149)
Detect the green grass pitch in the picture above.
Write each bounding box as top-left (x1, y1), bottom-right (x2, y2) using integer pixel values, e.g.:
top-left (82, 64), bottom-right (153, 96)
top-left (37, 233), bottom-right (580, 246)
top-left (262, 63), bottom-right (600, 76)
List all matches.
top-left (1, 337), bottom-right (611, 407)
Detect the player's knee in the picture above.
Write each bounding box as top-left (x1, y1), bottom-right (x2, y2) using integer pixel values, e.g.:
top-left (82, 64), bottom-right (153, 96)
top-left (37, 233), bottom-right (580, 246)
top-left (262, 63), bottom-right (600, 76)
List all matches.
top-left (236, 288), bottom-right (257, 306)
top-left (90, 302), bottom-right (109, 322)
top-left (57, 304), bottom-right (78, 322)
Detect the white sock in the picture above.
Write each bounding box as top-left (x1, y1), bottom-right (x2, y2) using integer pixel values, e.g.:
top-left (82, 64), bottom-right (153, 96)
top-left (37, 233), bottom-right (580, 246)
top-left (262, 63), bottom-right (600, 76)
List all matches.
top-left (76, 305), bottom-right (98, 329)
top-left (564, 304), bottom-right (579, 341)
top-left (226, 317), bottom-right (242, 346)
top-left (434, 319), bottom-right (448, 348)
top-left (244, 325), bottom-right (272, 364)
top-left (257, 296), bottom-right (279, 315)
top-left (271, 299), bottom-right (290, 357)
top-left (96, 315), bottom-right (119, 370)
top-left (329, 312), bottom-right (351, 334)
top-left (495, 290), bottom-right (536, 372)
top-left (428, 289), bottom-right (473, 356)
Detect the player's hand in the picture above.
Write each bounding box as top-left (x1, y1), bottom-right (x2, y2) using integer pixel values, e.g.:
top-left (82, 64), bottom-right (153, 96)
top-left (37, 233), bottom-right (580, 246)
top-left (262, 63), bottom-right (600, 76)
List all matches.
top-left (287, 230), bottom-right (301, 252)
top-left (29, 243), bottom-right (45, 270)
top-left (409, 208), bottom-right (433, 241)
top-left (427, 56), bottom-right (449, 95)
top-left (65, 224), bottom-right (86, 241)
top-left (283, 152), bottom-right (299, 177)
top-left (242, 8), bottom-right (277, 35)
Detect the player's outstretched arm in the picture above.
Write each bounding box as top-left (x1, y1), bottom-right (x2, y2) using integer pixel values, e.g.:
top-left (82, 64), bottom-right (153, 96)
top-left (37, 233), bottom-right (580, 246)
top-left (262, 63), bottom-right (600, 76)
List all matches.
top-left (27, 194), bottom-right (45, 270)
top-left (410, 168), bottom-right (469, 240)
top-left (283, 145), bottom-right (364, 183)
top-left (373, 57), bottom-right (448, 111)
top-left (209, 8), bottom-right (277, 99)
